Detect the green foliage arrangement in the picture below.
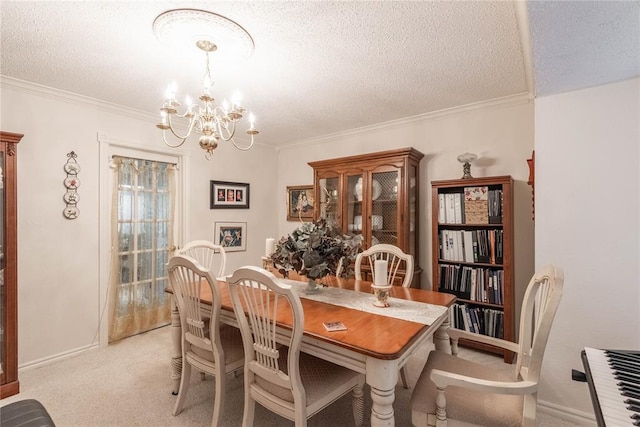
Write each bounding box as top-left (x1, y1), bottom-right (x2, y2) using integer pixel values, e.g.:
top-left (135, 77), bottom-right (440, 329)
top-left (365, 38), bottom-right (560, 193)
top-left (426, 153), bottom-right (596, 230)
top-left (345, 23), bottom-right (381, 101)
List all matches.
top-left (270, 219), bottom-right (362, 280)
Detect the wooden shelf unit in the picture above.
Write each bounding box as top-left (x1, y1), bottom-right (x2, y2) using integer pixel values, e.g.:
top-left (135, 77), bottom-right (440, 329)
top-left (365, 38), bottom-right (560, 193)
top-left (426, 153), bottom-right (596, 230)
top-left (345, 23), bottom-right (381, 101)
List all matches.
top-left (309, 148), bottom-right (424, 287)
top-left (1, 131), bottom-right (22, 399)
top-left (431, 175), bottom-right (514, 362)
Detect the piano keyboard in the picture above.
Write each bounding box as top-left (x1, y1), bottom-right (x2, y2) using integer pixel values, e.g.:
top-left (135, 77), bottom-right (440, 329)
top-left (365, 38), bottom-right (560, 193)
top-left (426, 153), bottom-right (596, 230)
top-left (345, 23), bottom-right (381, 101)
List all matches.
top-left (582, 347), bottom-right (640, 426)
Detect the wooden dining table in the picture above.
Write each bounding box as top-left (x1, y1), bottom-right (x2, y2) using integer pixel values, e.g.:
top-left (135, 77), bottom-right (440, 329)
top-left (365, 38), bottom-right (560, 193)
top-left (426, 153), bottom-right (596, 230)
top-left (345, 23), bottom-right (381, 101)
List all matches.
top-left (167, 272), bottom-right (456, 426)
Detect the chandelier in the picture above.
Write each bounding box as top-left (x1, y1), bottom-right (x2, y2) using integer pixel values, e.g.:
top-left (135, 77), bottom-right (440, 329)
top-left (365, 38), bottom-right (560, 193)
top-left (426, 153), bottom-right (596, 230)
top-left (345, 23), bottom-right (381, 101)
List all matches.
top-left (153, 9), bottom-right (258, 159)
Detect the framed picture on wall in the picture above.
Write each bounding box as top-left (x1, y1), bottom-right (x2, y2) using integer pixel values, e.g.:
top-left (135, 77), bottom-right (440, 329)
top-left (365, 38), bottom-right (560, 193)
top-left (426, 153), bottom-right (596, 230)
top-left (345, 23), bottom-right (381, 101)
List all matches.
top-left (210, 180), bottom-right (250, 209)
top-left (213, 221), bottom-right (247, 252)
top-left (286, 185), bottom-right (315, 221)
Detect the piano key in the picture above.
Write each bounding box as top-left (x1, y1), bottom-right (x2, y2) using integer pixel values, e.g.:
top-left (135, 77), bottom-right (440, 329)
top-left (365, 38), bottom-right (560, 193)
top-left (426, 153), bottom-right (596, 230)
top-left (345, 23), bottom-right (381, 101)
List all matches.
top-left (585, 347), bottom-right (638, 425)
top-left (611, 360), bottom-right (640, 375)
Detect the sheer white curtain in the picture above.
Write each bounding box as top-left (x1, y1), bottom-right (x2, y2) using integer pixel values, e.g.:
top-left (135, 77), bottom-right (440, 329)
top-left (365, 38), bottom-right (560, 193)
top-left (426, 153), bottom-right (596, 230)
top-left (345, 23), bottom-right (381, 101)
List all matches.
top-left (108, 156), bottom-right (176, 342)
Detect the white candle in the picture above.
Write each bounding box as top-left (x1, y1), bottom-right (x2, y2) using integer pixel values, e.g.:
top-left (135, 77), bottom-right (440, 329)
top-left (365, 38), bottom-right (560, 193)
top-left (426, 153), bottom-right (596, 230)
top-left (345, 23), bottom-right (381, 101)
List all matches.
top-left (374, 260), bottom-right (388, 286)
top-left (265, 237), bottom-right (276, 257)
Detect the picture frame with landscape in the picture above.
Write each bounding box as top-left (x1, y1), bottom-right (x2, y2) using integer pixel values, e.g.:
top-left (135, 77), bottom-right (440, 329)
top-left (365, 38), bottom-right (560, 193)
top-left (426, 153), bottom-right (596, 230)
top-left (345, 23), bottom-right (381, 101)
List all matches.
top-left (286, 185), bottom-right (315, 221)
top-left (213, 221), bottom-right (247, 252)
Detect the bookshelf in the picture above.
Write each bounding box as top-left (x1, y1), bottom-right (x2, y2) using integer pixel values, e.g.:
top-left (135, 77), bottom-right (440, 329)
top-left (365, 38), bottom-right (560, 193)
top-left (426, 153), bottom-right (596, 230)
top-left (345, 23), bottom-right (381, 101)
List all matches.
top-left (431, 175), bottom-right (514, 362)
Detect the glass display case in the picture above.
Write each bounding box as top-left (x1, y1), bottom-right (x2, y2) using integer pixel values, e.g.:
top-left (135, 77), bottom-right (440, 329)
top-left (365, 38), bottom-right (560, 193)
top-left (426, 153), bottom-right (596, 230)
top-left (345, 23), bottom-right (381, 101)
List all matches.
top-left (1, 131), bottom-right (22, 399)
top-left (309, 148), bottom-right (423, 287)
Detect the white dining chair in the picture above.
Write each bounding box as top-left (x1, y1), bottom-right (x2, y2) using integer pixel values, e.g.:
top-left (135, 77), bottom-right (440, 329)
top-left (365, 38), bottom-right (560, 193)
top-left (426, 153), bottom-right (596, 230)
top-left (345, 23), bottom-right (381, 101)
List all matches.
top-left (177, 240), bottom-right (227, 278)
top-left (354, 243), bottom-right (414, 288)
top-left (168, 254), bottom-right (244, 426)
top-left (227, 266), bottom-right (365, 427)
top-left (354, 243), bottom-right (414, 388)
top-left (409, 265), bottom-right (564, 427)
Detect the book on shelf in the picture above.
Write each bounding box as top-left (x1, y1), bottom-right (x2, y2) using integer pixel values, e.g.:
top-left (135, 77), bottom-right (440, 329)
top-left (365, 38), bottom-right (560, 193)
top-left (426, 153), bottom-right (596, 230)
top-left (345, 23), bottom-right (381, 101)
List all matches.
top-left (445, 193), bottom-right (456, 224)
top-left (471, 230), bottom-right (479, 262)
top-left (453, 193), bottom-right (463, 224)
top-left (488, 189), bottom-right (503, 224)
top-left (450, 303), bottom-right (505, 339)
top-left (454, 230), bottom-right (463, 261)
top-left (463, 230), bottom-right (474, 263)
top-left (438, 193), bottom-right (446, 223)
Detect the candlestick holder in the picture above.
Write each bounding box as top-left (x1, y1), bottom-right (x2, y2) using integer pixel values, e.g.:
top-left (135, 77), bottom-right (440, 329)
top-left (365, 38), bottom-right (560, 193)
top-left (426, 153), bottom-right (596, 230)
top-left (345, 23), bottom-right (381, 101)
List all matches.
top-left (261, 256), bottom-right (273, 271)
top-left (371, 284), bottom-right (392, 307)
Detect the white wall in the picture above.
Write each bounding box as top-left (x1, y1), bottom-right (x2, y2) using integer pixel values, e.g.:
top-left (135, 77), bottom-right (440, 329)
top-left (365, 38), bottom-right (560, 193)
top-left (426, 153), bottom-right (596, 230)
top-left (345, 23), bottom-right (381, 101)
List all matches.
top-left (276, 98), bottom-right (536, 303)
top-left (535, 77), bottom-right (640, 417)
top-left (0, 78), bottom-right (278, 366)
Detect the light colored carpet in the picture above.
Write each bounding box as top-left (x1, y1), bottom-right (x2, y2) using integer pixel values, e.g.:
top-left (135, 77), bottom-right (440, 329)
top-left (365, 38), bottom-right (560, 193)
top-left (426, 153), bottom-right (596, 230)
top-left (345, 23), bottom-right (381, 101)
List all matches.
top-left (0, 325), bottom-right (580, 426)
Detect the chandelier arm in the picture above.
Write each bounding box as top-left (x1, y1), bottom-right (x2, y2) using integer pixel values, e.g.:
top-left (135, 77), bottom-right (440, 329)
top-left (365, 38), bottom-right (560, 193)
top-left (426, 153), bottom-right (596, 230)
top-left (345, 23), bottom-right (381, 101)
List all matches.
top-left (217, 120), bottom-right (237, 142)
top-left (165, 114), bottom-right (198, 140)
top-left (160, 130), bottom-right (188, 148)
top-left (230, 133), bottom-right (255, 151)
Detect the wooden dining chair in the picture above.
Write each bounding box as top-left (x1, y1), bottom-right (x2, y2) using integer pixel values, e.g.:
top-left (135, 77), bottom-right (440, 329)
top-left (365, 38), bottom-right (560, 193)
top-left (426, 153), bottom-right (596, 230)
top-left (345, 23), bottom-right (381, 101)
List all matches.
top-left (177, 240), bottom-right (227, 278)
top-left (227, 266), bottom-right (365, 427)
top-left (354, 243), bottom-right (414, 388)
top-left (410, 265), bottom-right (564, 427)
top-left (168, 255), bottom-right (244, 426)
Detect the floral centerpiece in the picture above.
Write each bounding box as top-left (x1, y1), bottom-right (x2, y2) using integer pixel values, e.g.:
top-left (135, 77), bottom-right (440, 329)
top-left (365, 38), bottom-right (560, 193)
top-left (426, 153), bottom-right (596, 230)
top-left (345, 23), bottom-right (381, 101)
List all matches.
top-left (270, 219), bottom-right (362, 290)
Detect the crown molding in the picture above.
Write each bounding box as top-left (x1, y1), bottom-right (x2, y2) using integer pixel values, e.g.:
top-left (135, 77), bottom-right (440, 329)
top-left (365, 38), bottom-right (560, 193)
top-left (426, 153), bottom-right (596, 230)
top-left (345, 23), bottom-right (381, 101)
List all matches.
top-left (279, 92), bottom-right (532, 149)
top-left (1, 75), bottom-right (157, 122)
top-left (0, 75), bottom-right (275, 151)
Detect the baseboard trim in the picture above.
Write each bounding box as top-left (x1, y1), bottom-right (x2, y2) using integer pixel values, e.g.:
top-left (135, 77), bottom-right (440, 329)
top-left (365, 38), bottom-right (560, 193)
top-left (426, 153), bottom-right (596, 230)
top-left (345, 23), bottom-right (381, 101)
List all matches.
top-left (17, 343), bottom-right (99, 372)
top-left (538, 399), bottom-right (597, 426)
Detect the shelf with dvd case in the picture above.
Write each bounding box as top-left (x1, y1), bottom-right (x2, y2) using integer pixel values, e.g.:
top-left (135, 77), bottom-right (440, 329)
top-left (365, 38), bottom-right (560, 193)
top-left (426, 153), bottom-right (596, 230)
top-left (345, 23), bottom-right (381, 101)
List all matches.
top-left (431, 175), bottom-right (514, 362)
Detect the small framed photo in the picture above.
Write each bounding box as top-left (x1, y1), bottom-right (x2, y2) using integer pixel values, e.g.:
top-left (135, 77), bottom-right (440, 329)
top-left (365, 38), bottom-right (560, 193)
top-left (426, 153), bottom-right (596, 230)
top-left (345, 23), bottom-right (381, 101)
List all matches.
top-left (287, 185), bottom-right (315, 221)
top-left (210, 180), bottom-right (250, 209)
top-left (214, 222), bottom-right (247, 252)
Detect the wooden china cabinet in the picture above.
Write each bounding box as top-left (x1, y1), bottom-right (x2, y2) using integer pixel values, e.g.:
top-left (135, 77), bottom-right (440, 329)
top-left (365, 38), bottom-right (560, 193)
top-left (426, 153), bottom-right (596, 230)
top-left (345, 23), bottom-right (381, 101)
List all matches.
top-left (1, 131), bottom-right (22, 399)
top-left (309, 147), bottom-right (424, 287)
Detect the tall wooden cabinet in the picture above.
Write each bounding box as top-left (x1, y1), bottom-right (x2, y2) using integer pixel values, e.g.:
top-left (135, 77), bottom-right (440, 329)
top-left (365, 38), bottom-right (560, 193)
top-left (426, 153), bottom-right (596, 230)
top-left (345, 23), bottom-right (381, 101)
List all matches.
top-left (0, 131), bottom-right (22, 399)
top-left (431, 176), bottom-right (514, 362)
top-left (309, 148), bottom-right (424, 287)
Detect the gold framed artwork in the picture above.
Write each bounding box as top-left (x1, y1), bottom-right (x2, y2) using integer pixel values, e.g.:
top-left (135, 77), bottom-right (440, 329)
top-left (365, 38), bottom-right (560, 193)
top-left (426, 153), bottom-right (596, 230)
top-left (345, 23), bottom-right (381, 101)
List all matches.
top-left (286, 185), bottom-right (314, 221)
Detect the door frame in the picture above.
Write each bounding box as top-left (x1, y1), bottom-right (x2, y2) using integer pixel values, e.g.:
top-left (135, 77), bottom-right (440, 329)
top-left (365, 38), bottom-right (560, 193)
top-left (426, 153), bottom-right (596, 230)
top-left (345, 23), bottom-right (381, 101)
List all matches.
top-left (97, 132), bottom-right (190, 348)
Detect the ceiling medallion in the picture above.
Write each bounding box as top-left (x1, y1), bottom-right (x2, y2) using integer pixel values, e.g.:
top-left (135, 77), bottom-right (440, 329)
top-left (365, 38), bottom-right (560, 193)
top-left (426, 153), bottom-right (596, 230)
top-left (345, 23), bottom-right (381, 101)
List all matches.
top-left (152, 8), bottom-right (254, 59)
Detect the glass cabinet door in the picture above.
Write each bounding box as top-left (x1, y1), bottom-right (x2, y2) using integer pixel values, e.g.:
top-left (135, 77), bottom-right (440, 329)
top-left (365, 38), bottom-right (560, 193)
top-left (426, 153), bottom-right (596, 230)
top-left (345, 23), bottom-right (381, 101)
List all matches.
top-left (371, 170), bottom-right (399, 247)
top-left (346, 173), bottom-right (364, 241)
top-left (318, 176), bottom-right (340, 228)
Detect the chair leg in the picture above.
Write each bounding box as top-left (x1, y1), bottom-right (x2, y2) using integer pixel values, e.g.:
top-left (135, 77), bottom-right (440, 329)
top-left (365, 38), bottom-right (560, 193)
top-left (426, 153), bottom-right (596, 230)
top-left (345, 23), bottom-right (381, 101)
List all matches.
top-left (173, 360), bottom-right (192, 416)
top-left (242, 387), bottom-right (255, 427)
top-left (211, 372), bottom-right (225, 427)
top-left (400, 366), bottom-right (410, 389)
top-left (352, 377), bottom-right (365, 426)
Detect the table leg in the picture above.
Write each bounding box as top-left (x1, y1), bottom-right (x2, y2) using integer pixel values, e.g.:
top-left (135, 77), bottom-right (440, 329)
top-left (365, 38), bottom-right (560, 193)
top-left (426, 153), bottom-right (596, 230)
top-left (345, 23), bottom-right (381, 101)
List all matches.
top-left (170, 296), bottom-right (182, 395)
top-left (433, 313), bottom-right (452, 354)
top-left (366, 357), bottom-right (398, 426)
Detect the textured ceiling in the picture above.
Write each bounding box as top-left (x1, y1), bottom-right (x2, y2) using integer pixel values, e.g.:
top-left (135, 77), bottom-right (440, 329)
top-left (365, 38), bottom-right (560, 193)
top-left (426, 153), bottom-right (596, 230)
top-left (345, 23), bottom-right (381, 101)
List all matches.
top-left (0, 1), bottom-right (638, 147)
top-left (528, 0), bottom-right (640, 96)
